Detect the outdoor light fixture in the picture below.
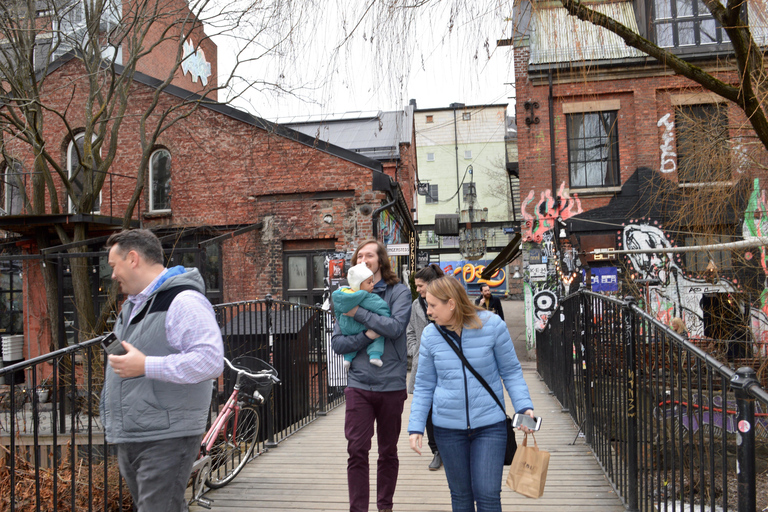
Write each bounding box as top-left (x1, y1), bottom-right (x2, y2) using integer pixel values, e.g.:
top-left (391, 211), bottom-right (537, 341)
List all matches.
top-left (512, 266), bottom-right (521, 279)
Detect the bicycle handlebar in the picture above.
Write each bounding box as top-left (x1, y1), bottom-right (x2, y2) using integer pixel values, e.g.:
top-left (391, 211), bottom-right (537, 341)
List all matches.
top-left (224, 357), bottom-right (280, 383)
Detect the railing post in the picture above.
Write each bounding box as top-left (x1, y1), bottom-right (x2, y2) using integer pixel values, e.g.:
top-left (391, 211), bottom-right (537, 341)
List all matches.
top-left (730, 367), bottom-right (758, 512)
top-left (264, 294), bottom-right (278, 448)
top-left (622, 296), bottom-right (639, 512)
top-left (582, 292), bottom-right (593, 445)
top-left (317, 308), bottom-right (328, 416)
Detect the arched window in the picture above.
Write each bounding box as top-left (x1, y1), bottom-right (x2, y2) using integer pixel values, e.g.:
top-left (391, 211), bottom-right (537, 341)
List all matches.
top-left (2, 160), bottom-right (23, 215)
top-left (149, 149), bottom-right (171, 212)
top-left (67, 134), bottom-right (101, 214)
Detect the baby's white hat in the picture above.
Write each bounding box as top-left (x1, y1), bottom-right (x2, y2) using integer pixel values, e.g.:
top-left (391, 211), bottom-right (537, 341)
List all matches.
top-left (347, 263), bottom-right (374, 291)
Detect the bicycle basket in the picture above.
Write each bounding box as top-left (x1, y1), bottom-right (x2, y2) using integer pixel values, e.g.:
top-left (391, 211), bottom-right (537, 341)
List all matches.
top-left (230, 356), bottom-right (277, 405)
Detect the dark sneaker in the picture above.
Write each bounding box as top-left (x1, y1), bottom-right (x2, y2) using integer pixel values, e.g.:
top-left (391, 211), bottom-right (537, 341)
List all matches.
top-left (428, 452), bottom-right (442, 471)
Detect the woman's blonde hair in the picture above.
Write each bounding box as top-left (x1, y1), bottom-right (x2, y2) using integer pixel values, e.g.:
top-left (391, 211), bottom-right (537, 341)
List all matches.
top-left (426, 276), bottom-right (483, 330)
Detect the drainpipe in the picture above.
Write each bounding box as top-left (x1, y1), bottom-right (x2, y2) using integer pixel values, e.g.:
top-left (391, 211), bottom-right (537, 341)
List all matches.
top-left (548, 69), bottom-right (557, 210)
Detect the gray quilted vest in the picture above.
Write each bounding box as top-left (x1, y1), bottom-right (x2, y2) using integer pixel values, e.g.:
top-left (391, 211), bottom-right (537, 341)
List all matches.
top-left (101, 268), bottom-right (214, 443)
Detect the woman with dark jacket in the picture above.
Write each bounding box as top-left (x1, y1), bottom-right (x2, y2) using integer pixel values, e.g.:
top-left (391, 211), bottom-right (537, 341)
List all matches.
top-left (408, 276), bottom-right (535, 512)
top-left (406, 264), bottom-right (444, 470)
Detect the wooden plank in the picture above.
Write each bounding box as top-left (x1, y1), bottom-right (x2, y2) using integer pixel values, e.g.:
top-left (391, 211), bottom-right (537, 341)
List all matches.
top-left (189, 364), bottom-right (626, 512)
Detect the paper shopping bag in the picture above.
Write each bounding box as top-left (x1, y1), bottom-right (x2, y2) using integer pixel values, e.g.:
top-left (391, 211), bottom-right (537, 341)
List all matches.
top-left (506, 433), bottom-right (550, 498)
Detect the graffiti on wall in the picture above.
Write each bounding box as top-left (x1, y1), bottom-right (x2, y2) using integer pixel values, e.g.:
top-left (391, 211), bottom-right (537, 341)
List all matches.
top-left (743, 179), bottom-right (768, 353)
top-left (520, 184), bottom-right (581, 341)
top-left (521, 183), bottom-right (583, 243)
top-left (440, 260), bottom-right (507, 293)
top-left (657, 113), bottom-right (676, 174)
top-left (379, 210), bottom-right (402, 246)
top-left (621, 220), bottom-right (768, 356)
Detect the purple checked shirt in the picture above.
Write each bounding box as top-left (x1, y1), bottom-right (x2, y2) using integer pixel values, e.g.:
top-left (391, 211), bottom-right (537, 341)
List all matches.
top-left (127, 269), bottom-right (224, 384)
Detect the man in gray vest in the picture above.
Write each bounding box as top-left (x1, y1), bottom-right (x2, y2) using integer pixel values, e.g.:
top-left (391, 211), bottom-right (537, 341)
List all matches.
top-left (101, 229), bottom-right (223, 512)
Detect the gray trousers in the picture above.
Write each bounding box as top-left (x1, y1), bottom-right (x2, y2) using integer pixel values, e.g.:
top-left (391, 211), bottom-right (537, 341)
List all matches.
top-left (118, 434), bottom-right (202, 512)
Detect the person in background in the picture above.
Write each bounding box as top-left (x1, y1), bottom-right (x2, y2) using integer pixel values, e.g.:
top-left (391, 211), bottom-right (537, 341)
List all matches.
top-left (331, 240), bottom-right (412, 512)
top-left (101, 229), bottom-right (224, 512)
top-left (475, 283), bottom-right (505, 320)
top-left (409, 276), bottom-right (534, 512)
top-left (406, 263), bottom-right (444, 471)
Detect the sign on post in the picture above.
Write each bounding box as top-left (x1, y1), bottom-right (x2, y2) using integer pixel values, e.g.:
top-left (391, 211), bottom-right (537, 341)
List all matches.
top-left (387, 243), bottom-right (410, 256)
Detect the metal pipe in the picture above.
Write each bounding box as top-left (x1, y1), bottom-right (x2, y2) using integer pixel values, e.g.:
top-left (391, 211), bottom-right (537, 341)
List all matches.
top-left (591, 236), bottom-right (768, 256)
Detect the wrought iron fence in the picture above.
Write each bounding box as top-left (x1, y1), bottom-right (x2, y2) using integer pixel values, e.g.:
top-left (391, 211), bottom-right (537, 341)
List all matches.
top-left (0, 297), bottom-right (343, 511)
top-left (538, 290), bottom-right (768, 512)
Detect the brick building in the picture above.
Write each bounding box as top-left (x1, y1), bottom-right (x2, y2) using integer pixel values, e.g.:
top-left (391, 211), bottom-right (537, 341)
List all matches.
top-left (510, 0), bottom-right (768, 353)
top-left (0, 6), bottom-right (415, 359)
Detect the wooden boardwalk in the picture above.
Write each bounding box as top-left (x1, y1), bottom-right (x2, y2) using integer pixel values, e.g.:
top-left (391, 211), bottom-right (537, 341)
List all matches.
top-left (190, 363), bottom-right (626, 512)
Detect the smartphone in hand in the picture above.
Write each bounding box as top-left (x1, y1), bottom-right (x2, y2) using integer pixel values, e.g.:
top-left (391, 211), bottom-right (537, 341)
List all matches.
top-left (512, 413), bottom-right (542, 431)
top-left (101, 332), bottom-right (127, 356)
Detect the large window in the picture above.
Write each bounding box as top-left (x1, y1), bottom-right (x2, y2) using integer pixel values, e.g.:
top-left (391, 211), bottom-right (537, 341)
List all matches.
top-left (150, 149), bottom-right (171, 212)
top-left (653, 0), bottom-right (729, 48)
top-left (684, 234), bottom-right (732, 273)
top-left (67, 134), bottom-right (101, 214)
top-left (0, 261), bottom-right (23, 336)
top-left (566, 111), bottom-right (620, 189)
top-left (2, 160), bottom-right (23, 215)
top-left (284, 253), bottom-right (325, 305)
top-left (676, 103), bottom-right (730, 183)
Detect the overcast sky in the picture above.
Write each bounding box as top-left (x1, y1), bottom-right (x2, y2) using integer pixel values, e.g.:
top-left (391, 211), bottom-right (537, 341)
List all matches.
top-left (214, 3), bottom-right (516, 121)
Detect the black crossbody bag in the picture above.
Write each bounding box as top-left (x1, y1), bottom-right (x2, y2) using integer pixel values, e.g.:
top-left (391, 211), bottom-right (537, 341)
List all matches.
top-left (436, 326), bottom-right (517, 465)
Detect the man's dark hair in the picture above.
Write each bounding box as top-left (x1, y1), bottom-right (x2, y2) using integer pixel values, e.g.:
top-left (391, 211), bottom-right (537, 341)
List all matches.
top-left (479, 283), bottom-right (491, 291)
top-left (106, 229), bottom-right (164, 265)
top-left (415, 263), bottom-right (444, 283)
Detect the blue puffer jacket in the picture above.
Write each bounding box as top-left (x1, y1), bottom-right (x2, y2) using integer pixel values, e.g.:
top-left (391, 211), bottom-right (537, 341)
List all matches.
top-left (408, 311), bottom-right (533, 433)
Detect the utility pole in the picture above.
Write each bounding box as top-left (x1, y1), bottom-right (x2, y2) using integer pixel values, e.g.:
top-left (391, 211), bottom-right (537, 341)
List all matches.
top-left (451, 102), bottom-right (465, 215)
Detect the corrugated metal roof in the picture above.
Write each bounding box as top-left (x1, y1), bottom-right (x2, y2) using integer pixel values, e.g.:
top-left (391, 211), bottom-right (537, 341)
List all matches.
top-left (284, 107), bottom-right (414, 161)
top-left (530, 2), bottom-right (646, 65)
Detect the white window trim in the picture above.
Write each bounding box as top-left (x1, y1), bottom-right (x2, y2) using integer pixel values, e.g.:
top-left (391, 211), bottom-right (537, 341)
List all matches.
top-left (464, 150), bottom-right (472, 159)
top-left (426, 152), bottom-right (435, 162)
top-left (149, 148), bottom-right (172, 212)
top-left (67, 134), bottom-right (101, 214)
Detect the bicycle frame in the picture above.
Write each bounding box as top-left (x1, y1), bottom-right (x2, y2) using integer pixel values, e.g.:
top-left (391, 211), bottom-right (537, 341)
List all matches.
top-left (190, 359), bottom-right (273, 509)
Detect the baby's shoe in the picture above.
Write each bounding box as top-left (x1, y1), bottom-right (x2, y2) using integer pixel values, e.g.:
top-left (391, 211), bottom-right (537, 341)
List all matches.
top-left (370, 358), bottom-right (383, 367)
top-left (343, 360), bottom-right (351, 370)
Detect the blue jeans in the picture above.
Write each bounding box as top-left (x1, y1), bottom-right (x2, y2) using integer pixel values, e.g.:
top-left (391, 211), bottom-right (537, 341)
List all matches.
top-left (433, 420), bottom-right (506, 512)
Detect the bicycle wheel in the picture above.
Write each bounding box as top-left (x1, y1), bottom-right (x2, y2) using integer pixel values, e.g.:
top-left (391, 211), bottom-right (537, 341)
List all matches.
top-left (204, 404), bottom-right (260, 488)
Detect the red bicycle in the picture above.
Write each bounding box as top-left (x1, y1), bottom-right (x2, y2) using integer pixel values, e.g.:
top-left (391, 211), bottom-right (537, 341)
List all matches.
top-left (189, 356), bottom-right (279, 508)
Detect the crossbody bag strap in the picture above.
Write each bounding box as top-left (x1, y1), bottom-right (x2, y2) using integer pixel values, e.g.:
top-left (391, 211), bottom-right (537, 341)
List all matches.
top-left (436, 326), bottom-right (506, 415)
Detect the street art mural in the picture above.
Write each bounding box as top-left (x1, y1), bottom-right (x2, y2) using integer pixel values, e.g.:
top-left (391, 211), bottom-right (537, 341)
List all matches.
top-left (379, 210), bottom-right (402, 246)
top-left (621, 218), bottom-right (768, 357)
top-left (520, 184), bottom-right (582, 349)
top-left (521, 183), bottom-right (583, 243)
top-left (440, 260), bottom-right (507, 295)
top-left (743, 178), bottom-right (768, 354)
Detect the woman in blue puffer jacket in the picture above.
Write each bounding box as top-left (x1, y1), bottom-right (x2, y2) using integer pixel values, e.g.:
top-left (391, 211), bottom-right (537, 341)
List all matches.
top-left (408, 276), bottom-right (535, 512)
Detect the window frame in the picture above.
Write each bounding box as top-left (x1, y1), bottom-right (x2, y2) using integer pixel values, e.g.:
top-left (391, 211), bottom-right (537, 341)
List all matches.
top-left (426, 115), bottom-right (434, 124)
top-left (67, 133), bottom-right (101, 214)
top-left (464, 150), bottom-right (472, 160)
top-left (426, 152), bottom-right (435, 162)
top-left (283, 252), bottom-right (326, 306)
top-left (675, 102), bottom-right (730, 184)
top-left (149, 148), bottom-right (172, 212)
top-left (652, 0), bottom-right (729, 49)
top-left (2, 160), bottom-right (23, 215)
top-left (565, 110), bottom-right (620, 190)
top-left (425, 184), bottom-right (439, 204)
top-left (462, 112), bottom-right (471, 121)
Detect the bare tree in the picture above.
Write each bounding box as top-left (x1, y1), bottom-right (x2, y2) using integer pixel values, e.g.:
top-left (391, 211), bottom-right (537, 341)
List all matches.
top-left (0, 0), bottom-right (308, 345)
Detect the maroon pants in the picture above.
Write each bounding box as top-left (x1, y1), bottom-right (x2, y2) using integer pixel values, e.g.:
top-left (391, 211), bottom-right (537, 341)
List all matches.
top-left (344, 387), bottom-right (407, 512)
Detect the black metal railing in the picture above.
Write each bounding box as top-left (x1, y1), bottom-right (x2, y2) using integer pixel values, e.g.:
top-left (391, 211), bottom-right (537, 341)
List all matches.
top-left (0, 297), bottom-right (343, 511)
top-left (538, 290), bottom-right (768, 512)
